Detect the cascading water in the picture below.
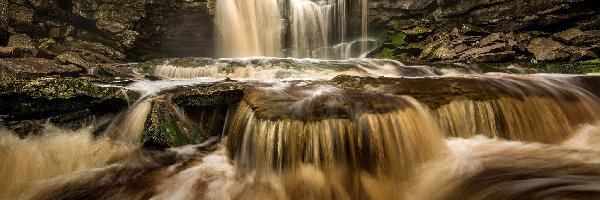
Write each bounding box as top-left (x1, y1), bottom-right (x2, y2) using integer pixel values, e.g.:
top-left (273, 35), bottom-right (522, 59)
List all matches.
top-left (3, 0), bottom-right (600, 199)
top-left (215, 0), bottom-right (284, 57)
top-left (216, 0), bottom-right (372, 59)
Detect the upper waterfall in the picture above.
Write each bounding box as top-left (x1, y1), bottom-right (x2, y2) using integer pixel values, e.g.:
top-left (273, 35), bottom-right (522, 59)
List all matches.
top-left (215, 0), bottom-right (370, 59)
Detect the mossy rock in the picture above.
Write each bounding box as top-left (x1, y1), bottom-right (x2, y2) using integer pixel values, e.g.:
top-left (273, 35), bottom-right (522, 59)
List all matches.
top-left (142, 100), bottom-right (206, 148)
top-left (580, 59), bottom-right (600, 75)
top-left (0, 77), bottom-right (138, 121)
top-left (173, 83), bottom-right (245, 107)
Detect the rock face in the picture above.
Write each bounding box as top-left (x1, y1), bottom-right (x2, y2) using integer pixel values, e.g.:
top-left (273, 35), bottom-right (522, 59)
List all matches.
top-left (2, 0), bottom-right (214, 62)
top-left (370, 0), bottom-right (600, 63)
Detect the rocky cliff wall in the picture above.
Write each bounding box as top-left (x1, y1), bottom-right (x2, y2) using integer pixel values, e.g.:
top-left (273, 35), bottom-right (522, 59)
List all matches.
top-left (1, 0), bottom-right (214, 63)
top-left (369, 0), bottom-right (600, 63)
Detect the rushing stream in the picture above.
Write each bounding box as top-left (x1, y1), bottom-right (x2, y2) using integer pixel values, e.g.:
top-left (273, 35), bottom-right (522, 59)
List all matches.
top-left (2, 0), bottom-right (600, 199)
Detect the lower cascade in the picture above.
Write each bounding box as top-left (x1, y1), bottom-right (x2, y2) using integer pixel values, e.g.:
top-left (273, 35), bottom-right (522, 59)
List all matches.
top-left (2, 58), bottom-right (600, 199)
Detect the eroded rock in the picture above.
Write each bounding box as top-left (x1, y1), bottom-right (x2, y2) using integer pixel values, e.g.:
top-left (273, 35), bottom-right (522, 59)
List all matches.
top-left (0, 58), bottom-right (82, 79)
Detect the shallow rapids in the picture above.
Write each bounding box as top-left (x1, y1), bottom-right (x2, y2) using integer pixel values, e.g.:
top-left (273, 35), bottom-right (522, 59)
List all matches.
top-left (3, 61), bottom-right (600, 199)
top-left (3, 123), bottom-right (600, 200)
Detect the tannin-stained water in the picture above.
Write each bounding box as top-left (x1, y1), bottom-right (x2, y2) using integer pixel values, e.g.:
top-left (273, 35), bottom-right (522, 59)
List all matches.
top-left (3, 59), bottom-right (600, 199)
top-left (434, 74), bottom-right (600, 143)
top-left (216, 0), bottom-right (372, 59)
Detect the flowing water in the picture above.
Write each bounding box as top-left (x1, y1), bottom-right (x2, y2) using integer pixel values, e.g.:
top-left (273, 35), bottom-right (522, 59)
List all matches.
top-left (3, 0), bottom-right (600, 199)
top-left (216, 0), bottom-right (372, 59)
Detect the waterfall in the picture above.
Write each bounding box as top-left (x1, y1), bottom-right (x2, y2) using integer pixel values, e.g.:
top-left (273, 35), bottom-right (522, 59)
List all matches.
top-left (215, 0), bottom-right (284, 57)
top-left (215, 0), bottom-right (371, 59)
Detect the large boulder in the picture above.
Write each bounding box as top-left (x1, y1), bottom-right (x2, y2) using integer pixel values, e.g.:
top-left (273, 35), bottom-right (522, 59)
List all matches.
top-left (0, 77), bottom-right (137, 121)
top-left (173, 83), bottom-right (245, 107)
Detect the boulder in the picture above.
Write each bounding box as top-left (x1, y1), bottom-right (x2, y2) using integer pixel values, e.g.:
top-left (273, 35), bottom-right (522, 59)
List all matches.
top-left (0, 77), bottom-right (136, 121)
top-left (55, 51), bottom-right (93, 69)
top-left (173, 83), bottom-right (245, 107)
top-left (0, 58), bottom-right (83, 79)
top-left (7, 34), bottom-right (37, 57)
top-left (553, 28), bottom-right (587, 45)
top-left (142, 99), bottom-right (207, 148)
top-left (527, 38), bottom-right (572, 62)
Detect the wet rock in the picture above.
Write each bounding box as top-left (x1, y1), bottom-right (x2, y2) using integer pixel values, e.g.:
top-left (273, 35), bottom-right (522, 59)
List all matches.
top-left (173, 84), bottom-right (245, 107)
top-left (7, 34), bottom-right (37, 57)
top-left (331, 75), bottom-right (502, 109)
top-left (553, 28), bottom-right (586, 45)
top-left (4, 120), bottom-right (44, 138)
top-left (0, 58), bottom-right (83, 79)
top-left (142, 100), bottom-right (206, 148)
top-left (0, 77), bottom-right (136, 121)
top-left (527, 38), bottom-right (572, 62)
top-left (471, 51), bottom-right (516, 63)
top-left (93, 64), bottom-right (137, 78)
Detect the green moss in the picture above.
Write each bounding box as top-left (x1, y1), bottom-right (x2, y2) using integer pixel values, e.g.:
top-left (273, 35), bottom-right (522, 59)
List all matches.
top-left (580, 59), bottom-right (600, 75)
top-left (142, 100), bottom-right (207, 148)
top-left (378, 48), bottom-right (395, 59)
top-left (391, 33), bottom-right (407, 47)
top-left (530, 31), bottom-right (541, 36)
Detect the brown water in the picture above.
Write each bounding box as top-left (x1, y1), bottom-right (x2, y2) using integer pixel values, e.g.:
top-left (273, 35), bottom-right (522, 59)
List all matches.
top-left (2, 72), bottom-right (600, 199)
top-left (215, 0), bottom-right (372, 59)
